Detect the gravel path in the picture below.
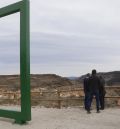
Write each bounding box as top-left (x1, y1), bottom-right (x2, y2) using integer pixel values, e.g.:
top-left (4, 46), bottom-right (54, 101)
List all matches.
top-left (0, 107), bottom-right (120, 129)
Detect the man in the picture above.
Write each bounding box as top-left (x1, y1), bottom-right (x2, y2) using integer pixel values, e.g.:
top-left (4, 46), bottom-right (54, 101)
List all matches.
top-left (99, 76), bottom-right (106, 110)
top-left (88, 69), bottom-right (101, 113)
top-left (83, 73), bottom-right (90, 110)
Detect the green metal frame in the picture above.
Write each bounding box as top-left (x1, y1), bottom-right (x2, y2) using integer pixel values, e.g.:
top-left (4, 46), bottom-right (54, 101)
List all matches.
top-left (0, 0), bottom-right (31, 124)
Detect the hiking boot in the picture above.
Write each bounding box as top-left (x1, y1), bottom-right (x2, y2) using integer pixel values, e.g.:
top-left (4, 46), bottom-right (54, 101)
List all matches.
top-left (96, 110), bottom-right (100, 113)
top-left (100, 107), bottom-right (104, 110)
top-left (87, 110), bottom-right (91, 114)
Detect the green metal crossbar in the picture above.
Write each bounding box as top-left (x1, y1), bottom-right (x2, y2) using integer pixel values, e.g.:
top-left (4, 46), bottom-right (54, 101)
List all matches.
top-left (0, 0), bottom-right (31, 124)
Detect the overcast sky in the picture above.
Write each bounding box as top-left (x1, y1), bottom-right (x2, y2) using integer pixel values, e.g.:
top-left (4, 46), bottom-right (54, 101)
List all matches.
top-left (0, 0), bottom-right (120, 76)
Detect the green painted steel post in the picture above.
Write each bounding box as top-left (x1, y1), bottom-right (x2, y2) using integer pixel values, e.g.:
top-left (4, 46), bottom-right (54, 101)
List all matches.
top-left (20, 0), bottom-right (31, 122)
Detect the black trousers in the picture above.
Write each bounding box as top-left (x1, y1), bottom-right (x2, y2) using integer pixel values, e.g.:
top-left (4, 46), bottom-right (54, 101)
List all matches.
top-left (90, 91), bottom-right (100, 111)
top-left (99, 94), bottom-right (105, 109)
top-left (84, 92), bottom-right (91, 110)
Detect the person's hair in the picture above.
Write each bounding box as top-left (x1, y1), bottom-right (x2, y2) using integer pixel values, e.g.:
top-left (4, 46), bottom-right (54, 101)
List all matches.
top-left (92, 69), bottom-right (96, 75)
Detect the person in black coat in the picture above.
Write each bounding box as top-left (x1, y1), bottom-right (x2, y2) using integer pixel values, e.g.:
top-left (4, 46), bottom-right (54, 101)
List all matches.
top-left (99, 76), bottom-right (106, 110)
top-left (87, 69), bottom-right (101, 113)
top-left (83, 73), bottom-right (90, 110)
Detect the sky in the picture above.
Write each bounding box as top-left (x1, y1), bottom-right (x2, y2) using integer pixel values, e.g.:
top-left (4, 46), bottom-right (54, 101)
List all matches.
top-left (0, 0), bottom-right (120, 76)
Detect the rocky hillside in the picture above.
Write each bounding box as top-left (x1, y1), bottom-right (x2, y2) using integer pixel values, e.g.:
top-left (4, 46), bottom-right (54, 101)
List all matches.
top-left (31, 74), bottom-right (72, 89)
top-left (0, 74), bottom-right (72, 90)
top-left (0, 71), bottom-right (120, 91)
top-left (78, 71), bottom-right (120, 86)
top-left (0, 73), bottom-right (120, 107)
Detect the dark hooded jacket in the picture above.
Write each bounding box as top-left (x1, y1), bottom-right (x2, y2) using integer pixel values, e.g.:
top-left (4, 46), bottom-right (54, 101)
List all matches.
top-left (88, 75), bottom-right (101, 92)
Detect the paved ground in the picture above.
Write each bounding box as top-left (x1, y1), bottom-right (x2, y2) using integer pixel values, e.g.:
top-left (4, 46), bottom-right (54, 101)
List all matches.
top-left (0, 107), bottom-right (120, 129)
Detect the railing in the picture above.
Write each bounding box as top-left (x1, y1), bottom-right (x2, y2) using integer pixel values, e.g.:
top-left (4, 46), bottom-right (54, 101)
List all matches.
top-left (0, 86), bottom-right (120, 108)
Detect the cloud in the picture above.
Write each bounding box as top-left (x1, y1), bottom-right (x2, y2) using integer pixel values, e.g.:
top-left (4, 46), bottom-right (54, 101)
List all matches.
top-left (0, 0), bottom-right (120, 75)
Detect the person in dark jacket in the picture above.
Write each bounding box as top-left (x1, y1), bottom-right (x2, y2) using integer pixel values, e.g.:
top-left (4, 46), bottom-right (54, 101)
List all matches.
top-left (87, 69), bottom-right (101, 113)
top-left (83, 73), bottom-right (90, 110)
top-left (99, 76), bottom-right (106, 110)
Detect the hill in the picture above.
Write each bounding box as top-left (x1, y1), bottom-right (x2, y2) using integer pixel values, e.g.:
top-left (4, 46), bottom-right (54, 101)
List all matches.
top-left (78, 71), bottom-right (120, 86)
top-left (0, 71), bottom-right (120, 91)
top-left (0, 74), bottom-right (72, 90)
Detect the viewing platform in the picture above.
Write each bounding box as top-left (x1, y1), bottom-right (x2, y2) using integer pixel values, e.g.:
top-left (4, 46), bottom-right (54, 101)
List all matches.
top-left (0, 106), bottom-right (119, 129)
